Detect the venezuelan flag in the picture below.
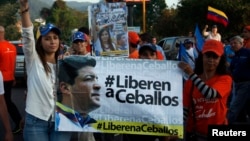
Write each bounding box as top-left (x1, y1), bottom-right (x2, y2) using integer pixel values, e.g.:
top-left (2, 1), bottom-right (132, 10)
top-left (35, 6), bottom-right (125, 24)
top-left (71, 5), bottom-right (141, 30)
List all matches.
top-left (207, 6), bottom-right (228, 27)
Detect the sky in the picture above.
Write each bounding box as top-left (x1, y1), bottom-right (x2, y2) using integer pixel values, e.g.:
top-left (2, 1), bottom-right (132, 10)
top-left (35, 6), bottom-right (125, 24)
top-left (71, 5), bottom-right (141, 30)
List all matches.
top-left (64, 0), bottom-right (179, 7)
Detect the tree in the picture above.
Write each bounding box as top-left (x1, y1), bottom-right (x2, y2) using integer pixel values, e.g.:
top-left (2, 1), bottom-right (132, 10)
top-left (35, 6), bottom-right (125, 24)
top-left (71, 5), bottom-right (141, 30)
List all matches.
top-left (45, 0), bottom-right (88, 44)
top-left (153, 8), bottom-right (178, 38)
top-left (146, 0), bottom-right (167, 31)
top-left (0, 2), bottom-right (21, 40)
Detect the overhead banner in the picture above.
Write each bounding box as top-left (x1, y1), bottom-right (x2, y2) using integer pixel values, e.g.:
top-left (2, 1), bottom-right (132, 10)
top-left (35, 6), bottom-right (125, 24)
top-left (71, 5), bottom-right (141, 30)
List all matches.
top-left (89, 2), bottom-right (129, 57)
top-left (55, 56), bottom-right (184, 138)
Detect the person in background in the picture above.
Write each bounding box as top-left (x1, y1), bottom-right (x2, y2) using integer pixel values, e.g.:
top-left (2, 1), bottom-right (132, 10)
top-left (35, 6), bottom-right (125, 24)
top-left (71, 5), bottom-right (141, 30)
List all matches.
top-left (178, 39), bottom-right (232, 141)
top-left (223, 38), bottom-right (234, 67)
top-left (72, 31), bottom-right (90, 56)
top-left (139, 32), bottom-right (166, 60)
top-left (181, 39), bottom-right (196, 70)
top-left (78, 26), bottom-right (92, 53)
top-left (241, 25), bottom-right (250, 49)
top-left (202, 24), bottom-right (221, 41)
top-left (138, 43), bottom-right (158, 60)
top-left (177, 39), bottom-right (197, 81)
top-left (0, 25), bottom-right (23, 134)
top-left (0, 71), bottom-right (13, 141)
top-left (188, 31), bottom-right (193, 37)
top-left (19, 0), bottom-right (72, 141)
top-left (152, 37), bottom-right (157, 45)
top-left (227, 35), bottom-right (250, 124)
top-left (128, 31), bottom-right (140, 59)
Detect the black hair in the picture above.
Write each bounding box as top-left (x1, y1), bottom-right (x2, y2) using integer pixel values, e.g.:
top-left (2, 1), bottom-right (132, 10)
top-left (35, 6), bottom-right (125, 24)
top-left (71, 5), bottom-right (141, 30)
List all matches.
top-left (78, 26), bottom-right (89, 35)
top-left (36, 33), bottom-right (60, 76)
top-left (58, 56), bottom-right (96, 85)
top-left (194, 52), bottom-right (229, 75)
top-left (140, 32), bottom-right (153, 43)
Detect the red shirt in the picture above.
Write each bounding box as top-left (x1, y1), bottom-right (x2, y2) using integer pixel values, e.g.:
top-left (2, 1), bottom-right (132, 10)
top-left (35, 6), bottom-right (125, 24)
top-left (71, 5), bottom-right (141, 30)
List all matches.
top-left (0, 40), bottom-right (16, 81)
top-left (129, 50), bottom-right (139, 59)
top-left (244, 38), bottom-right (250, 49)
top-left (183, 75), bottom-right (232, 136)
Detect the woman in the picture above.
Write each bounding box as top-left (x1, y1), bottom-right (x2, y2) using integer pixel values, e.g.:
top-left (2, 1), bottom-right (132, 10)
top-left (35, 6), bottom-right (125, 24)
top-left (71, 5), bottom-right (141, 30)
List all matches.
top-left (178, 39), bottom-right (232, 141)
top-left (19, 0), bottom-right (71, 141)
top-left (98, 28), bottom-right (116, 52)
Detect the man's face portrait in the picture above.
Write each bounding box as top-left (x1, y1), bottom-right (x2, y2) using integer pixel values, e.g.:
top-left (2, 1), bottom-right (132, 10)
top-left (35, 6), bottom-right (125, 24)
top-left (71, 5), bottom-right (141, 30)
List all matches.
top-left (71, 66), bottom-right (101, 114)
top-left (59, 57), bottom-right (101, 115)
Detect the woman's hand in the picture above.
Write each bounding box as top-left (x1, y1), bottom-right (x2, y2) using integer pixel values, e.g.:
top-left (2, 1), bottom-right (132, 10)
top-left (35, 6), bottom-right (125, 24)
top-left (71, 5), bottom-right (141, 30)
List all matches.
top-left (178, 61), bottom-right (194, 76)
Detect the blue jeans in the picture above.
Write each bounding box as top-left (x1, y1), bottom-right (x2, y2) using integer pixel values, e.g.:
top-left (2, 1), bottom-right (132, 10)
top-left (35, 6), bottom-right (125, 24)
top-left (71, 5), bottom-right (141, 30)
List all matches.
top-left (227, 81), bottom-right (250, 124)
top-left (23, 112), bottom-right (72, 141)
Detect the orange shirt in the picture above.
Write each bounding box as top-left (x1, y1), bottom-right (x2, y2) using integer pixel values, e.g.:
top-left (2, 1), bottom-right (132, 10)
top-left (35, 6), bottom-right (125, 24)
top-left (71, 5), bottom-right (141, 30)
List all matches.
top-left (183, 75), bottom-right (232, 136)
top-left (0, 41), bottom-right (16, 81)
top-left (129, 50), bottom-right (139, 59)
top-left (156, 51), bottom-right (164, 60)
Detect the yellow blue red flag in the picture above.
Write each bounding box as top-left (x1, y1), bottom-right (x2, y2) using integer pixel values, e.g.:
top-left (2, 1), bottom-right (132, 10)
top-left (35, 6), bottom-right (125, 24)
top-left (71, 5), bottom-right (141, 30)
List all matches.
top-left (207, 6), bottom-right (228, 27)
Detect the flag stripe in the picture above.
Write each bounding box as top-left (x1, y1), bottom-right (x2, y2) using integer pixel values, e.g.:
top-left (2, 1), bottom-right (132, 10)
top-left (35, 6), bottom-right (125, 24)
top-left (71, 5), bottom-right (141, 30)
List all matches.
top-left (207, 14), bottom-right (228, 27)
top-left (208, 6), bottom-right (228, 19)
top-left (207, 11), bottom-right (228, 22)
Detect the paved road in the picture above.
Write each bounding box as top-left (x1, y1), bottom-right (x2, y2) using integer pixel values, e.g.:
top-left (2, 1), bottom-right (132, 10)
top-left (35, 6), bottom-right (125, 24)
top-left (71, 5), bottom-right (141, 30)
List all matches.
top-left (0, 82), bottom-right (78, 141)
top-left (0, 82), bottom-right (26, 141)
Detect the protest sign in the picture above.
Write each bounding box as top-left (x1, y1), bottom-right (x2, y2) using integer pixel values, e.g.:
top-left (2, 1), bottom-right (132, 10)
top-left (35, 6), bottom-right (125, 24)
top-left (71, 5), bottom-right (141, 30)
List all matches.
top-left (89, 2), bottom-right (129, 57)
top-left (56, 56), bottom-right (184, 138)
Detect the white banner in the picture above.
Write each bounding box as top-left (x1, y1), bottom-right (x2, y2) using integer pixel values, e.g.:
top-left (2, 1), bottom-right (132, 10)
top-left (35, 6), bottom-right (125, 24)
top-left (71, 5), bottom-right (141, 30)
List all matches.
top-left (55, 56), bottom-right (183, 138)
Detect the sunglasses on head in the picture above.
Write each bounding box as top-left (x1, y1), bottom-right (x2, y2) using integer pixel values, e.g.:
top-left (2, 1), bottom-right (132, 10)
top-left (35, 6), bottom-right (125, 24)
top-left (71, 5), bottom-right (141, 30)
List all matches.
top-left (204, 52), bottom-right (219, 59)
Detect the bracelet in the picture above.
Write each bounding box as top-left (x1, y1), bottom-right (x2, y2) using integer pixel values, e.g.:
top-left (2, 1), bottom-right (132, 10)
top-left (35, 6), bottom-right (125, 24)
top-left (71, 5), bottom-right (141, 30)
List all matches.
top-left (20, 7), bottom-right (29, 15)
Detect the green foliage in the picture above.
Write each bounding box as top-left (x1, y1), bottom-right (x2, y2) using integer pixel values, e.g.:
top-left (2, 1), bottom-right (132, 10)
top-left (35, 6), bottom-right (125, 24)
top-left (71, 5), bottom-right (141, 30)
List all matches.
top-left (46, 0), bottom-right (88, 44)
top-left (0, 0), bottom-right (16, 5)
top-left (5, 25), bottom-right (21, 41)
top-left (0, 2), bottom-right (21, 40)
top-left (132, 0), bottom-right (167, 33)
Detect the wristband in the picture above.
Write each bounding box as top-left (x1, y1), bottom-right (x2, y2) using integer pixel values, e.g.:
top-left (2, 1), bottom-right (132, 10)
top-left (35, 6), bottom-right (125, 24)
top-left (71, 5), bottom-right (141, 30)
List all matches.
top-left (20, 7), bottom-right (29, 15)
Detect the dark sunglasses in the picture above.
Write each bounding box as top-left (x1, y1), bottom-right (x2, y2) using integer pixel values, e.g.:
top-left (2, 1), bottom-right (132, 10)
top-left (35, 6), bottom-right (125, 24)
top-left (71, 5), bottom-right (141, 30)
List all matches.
top-left (73, 40), bottom-right (87, 44)
top-left (204, 52), bottom-right (219, 59)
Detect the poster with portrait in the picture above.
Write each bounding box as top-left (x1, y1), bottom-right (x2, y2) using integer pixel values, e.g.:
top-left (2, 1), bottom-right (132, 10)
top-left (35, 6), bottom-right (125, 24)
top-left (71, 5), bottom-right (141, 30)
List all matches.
top-left (88, 1), bottom-right (129, 57)
top-left (55, 56), bottom-right (184, 138)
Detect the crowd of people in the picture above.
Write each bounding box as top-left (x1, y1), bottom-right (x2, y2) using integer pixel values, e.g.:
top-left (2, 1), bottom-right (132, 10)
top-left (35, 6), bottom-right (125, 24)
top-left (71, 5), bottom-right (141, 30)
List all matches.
top-left (1, 0), bottom-right (250, 141)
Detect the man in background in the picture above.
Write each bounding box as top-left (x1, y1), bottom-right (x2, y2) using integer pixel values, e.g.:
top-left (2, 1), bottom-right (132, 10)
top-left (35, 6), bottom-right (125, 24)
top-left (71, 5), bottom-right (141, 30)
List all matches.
top-left (152, 37), bottom-right (157, 45)
top-left (0, 25), bottom-right (22, 134)
top-left (202, 24), bottom-right (221, 41)
top-left (139, 32), bottom-right (166, 60)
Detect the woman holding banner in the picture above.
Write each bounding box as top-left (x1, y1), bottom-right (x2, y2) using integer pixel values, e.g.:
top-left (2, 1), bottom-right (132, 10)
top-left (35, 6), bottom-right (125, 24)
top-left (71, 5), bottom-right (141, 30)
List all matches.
top-left (178, 39), bottom-right (232, 141)
top-left (19, 0), bottom-right (72, 141)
